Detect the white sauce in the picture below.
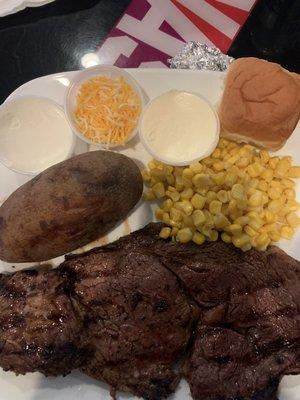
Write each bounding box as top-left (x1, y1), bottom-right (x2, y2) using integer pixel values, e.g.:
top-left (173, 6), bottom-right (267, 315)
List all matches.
top-left (140, 90), bottom-right (219, 165)
top-left (0, 97), bottom-right (74, 174)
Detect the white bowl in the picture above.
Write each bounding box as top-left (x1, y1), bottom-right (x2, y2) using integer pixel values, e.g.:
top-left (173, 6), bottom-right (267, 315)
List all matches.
top-left (64, 65), bottom-right (145, 148)
top-left (139, 91), bottom-right (220, 166)
top-left (0, 96), bottom-right (75, 176)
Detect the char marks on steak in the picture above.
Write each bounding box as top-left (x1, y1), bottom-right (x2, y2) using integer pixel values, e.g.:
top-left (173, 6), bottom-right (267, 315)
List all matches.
top-left (0, 269), bottom-right (89, 376)
top-left (148, 229), bottom-right (300, 400)
top-left (60, 230), bottom-right (197, 400)
top-left (0, 223), bottom-right (299, 400)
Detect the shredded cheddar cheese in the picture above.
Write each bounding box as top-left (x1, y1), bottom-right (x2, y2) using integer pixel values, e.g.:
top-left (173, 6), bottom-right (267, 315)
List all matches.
top-left (74, 76), bottom-right (141, 146)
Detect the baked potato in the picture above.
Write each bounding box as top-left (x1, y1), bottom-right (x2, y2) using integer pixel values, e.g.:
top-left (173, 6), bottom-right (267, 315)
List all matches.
top-left (0, 151), bottom-right (143, 262)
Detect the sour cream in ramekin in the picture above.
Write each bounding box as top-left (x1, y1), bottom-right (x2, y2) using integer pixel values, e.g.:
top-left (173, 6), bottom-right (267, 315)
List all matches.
top-left (0, 96), bottom-right (74, 175)
top-left (139, 90), bottom-right (219, 166)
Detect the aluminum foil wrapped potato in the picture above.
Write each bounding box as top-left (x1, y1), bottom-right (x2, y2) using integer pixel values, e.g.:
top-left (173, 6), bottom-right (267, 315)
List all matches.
top-left (0, 151), bottom-right (143, 262)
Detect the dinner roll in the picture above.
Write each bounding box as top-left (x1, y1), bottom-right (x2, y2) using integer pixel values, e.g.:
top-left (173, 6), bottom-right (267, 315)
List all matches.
top-left (219, 57), bottom-right (300, 150)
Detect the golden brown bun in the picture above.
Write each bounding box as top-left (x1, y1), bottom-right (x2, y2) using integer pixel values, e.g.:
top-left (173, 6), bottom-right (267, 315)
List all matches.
top-left (219, 57), bottom-right (300, 150)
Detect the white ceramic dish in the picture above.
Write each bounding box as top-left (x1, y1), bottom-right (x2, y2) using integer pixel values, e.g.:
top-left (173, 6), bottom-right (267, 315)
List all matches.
top-left (64, 65), bottom-right (145, 148)
top-left (0, 68), bottom-right (299, 400)
top-left (0, 96), bottom-right (75, 175)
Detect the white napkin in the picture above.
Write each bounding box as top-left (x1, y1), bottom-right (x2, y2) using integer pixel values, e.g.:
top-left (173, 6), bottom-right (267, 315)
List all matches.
top-left (0, 0), bottom-right (55, 17)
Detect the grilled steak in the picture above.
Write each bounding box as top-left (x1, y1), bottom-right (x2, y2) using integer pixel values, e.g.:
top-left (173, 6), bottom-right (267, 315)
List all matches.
top-left (60, 229), bottom-right (197, 400)
top-left (0, 223), bottom-right (299, 400)
top-left (0, 269), bottom-right (89, 376)
top-left (148, 232), bottom-right (300, 400)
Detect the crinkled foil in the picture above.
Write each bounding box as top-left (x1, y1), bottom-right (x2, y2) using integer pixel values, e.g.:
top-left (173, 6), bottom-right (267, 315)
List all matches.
top-left (169, 41), bottom-right (234, 71)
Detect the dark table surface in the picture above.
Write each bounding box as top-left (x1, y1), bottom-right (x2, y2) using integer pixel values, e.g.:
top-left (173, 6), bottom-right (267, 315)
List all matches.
top-left (0, 0), bottom-right (299, 103)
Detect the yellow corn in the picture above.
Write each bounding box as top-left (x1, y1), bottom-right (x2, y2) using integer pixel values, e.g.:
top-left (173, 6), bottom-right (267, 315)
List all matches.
top-left (182, 168), bottom-right (194, 180)
top-left (281, 179), bottom-right (295, 188)
top-left (177, 228), bottom-right (193, 243)
top-left (207, 230), bottom-right (218, 241)
top-left (213, 161), bottom-right (225, 172)
top-left (183, 215), bottom-right (194, 227)
top-left (281, 226), bottom-right (294, 239)
top-left (159, 227), bottom-right (171, 239)
top-left (175, 200), bottom-right (193, 216)
top-left (209, 200), bottom-right (222, 214)
top-left (286, 212), bottom-right (300, 228)
top-left (269, 230), bottom-right (281, 242)
top-left (232, 234), bottom-right (250, 248)
top-left (190, 193), bottom-right (206, 209)
top-left (228, 224), bottom-right (242, 236)
top-left (143, 188), bottom-right (155, 201)
top-left (162, 212), bottom-right (170, 224)
top-left (261, 168), bottom-right (274, 181)
top-left (217, 189), bottom-right (228, 203)
top-left (287, 166), bottom-right (300, 178)
top-left (170, 208), bottom-right (182, 222)
top-left (180, 188), bottom-right (194, 200)
top-left (264, 210), bottom-right (276, 223)
top-left (284, 188), bottom-right (295, 200)
top-left (170, 227), bottom-right (179, 237)
top-left (212, 172), bottom-right (226, 185)
top-left (257, 180), bottom-right (268, 192)
top-left (162, 199), bottom-right (173, 212)
top-left (214, 213), bottom-right (230, 229)
top-left (248, 217), bottom-right (264, 231)
top-left (268, 187), bottom-right (281, 200)
top-left (192, 232), bottom-right (205, 245)
top-left (231, 184), bottom-right (245, 201)
top-left (192, 173), bottom-right (213, 188)
top-left (221, 232), bottom-right (232, 243)
top-left (269, 157), bottom-right (279, 170)
top-left (155, 208), bottom-right (164, 220)
top-left (249, 191), bottom-right (263, 207)
top-left (244, 225), bottom-right (257, 237)
top-left (192, 210), bottom-right (206, 226)
top-left (190, 162), bottom-right (203, 173)
top-left (234, 216), bottom-right (249, 226)
top-left (259, 149), bottom-right (270, 163)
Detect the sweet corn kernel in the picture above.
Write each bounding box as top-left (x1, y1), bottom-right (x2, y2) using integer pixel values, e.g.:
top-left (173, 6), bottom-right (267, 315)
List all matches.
top-left (159, 227), bottom-right (171, 239)
top-left (287, 166), bottom-right (300, 178)
top-left (170, 208), bottom-right (182, 222)
top-left (241, 243), bottom-right (252, 252)
top-left (232, 234), bottom-right (250, 248)
top-left (166, 190), bottom-right (180, 202)
top-left (214, 213), bottom-right (230, 229)
top-left (152, 182), bottom-right (165, 198)
top-left (259, 149), bottom-right (270, 163)
top-left (281, 226), bottom-right (294, 239)
top-left (182, 177), bottom-right (193, 189)
top-left (234, 216), bottom-right (249, 226)
top-left (256, 233), bottom-right (269, 246)
top-left (217, 190), bottom-right (228, 203)
top-left (275, 159), bottom-right (291, 177)
top-left (236, 157), bottom-right (250, 168)
top-left (213, 161), bottom-right (225, 172)
top-left (183, 215), bottom-right (193, 227)
top-left (175, 200), bottom-right (193, 215)
top-left (284, 188), bottom-right (295, 200)
top-left (155, 208), bottom-right (164, 220)
top-left (281, 179), bottom-right (295, 188)
top-left (286, 212), bottom-right (300, 228)
top-left (212, 148), bottom-right (221, 158)
top-left (229, 224), bottom-right (242, 236)
top-left (190, 162), bottom-right (203, 173)
top-left (269, 157), bottom-right (279, 169)
top-left (143, 188), bottom-right (155, 200)
top-left (261, 169), bottom-right (274, 181)
top-left (192, 173), bottom-right (213, 188)
top-left (267, 200), bottom-right (281, 213)
top-left (268, 187), bottom-right (281, 200)
top-left (212, 172), bottom-right (226, 185)
top-left (231, 184), bottom-right (245, 201)
top-left (170, 227), bottom-right (179, 237)
top-left (264, 210), bottom-right (276, 223)
top-left (182, 168), bottom-right (194, 180)
top-left (192, 210), bottom-right (206, 226)
top-left (221, 232), bottom-right (232, 243)
top-left (207, 230), bottom-right (218, 241)
top-left (192, 232), bottom-right (205, 245)
top-left (209, 200), bottom-right (222, 214)
top-left (248, 217), bottom-right (264, 231)
top-left (249, 191), bottom-right (263, 207)
top-left (169, 219), bottom-right (181, 228)
top-left (166, 175), bottom-right (175, 185)
top-left (189, 193), bottom-right (205, 209)
top-left (257, 180), bottom-right (268, 192)
top-left (269, 231), bottom-right (281, 242)
top-left (180, 188), bottom-right (194, 200)
top-left (177, 228), bottom-right (193, 243)
top-left (162, 212), bottom-right (170, 224)
top-left (244, 225), bottom-right (257, 237)
top-left (163, 199), bottom-right (173, 212)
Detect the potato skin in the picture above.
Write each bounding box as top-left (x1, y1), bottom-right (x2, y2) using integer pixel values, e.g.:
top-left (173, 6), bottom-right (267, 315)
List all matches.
top-left (0, 151), bottom-right (143, 262)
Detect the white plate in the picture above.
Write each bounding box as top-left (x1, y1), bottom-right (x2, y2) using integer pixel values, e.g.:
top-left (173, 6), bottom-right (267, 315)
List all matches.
top-left (0, 68), bottom-right (299, 399)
